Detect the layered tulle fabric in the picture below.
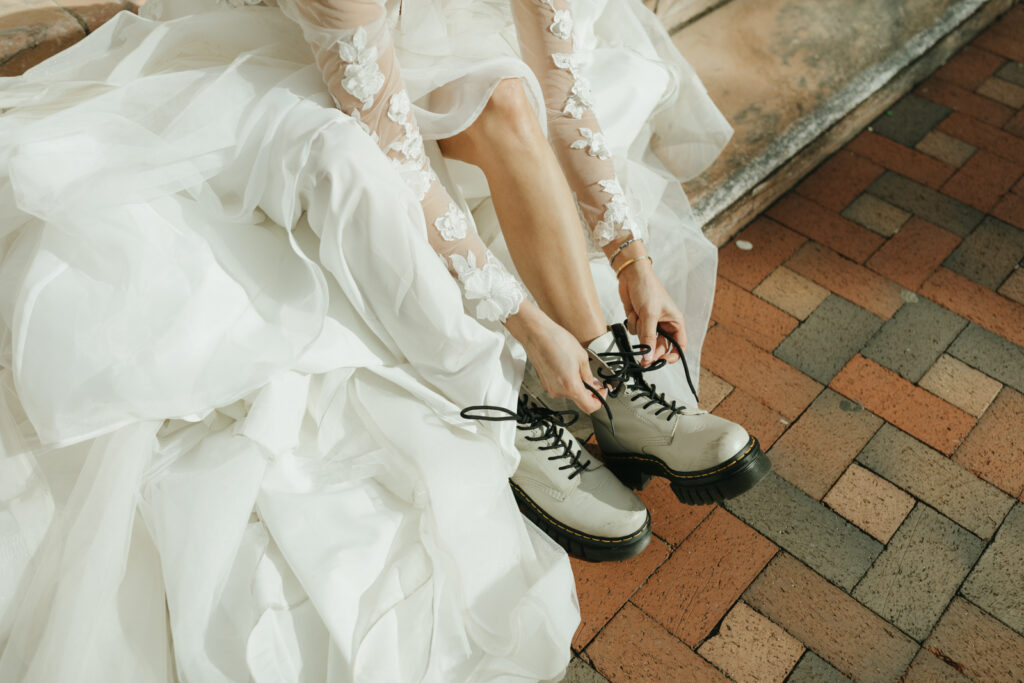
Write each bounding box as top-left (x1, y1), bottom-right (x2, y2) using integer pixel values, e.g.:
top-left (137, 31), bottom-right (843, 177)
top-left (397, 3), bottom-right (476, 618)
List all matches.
top-left (0, 0), bottom-right (732, 680)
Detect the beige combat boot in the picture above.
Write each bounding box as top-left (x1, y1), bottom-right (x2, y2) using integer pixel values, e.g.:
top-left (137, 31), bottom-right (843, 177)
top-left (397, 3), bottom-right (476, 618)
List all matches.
top-left (586, 323), bottom-right (771, 505)
top-left (461, 382), bottom-right (651, 562)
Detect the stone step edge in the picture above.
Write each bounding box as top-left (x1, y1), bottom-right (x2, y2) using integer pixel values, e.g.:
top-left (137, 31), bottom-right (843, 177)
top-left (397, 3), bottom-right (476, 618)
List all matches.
top-left (691, 0), bottom-right (1017, 247)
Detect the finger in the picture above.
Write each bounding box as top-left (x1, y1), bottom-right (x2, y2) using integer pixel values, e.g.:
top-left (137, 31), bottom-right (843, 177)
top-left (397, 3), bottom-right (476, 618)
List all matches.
top-left (653, 335), bottom-right (671, 362)
top-left (570, 382), bottom-right (603, 414)
top-left (657, 320), bottom-right (687, 361)
top-left (582, 365), bottom-right (608, 398)
top-left (662, 319), bottom-right (687, 352)
top-left (625, 310), bottom-right (639, 336)
top-left (639, 310), bottom-right (658, 366)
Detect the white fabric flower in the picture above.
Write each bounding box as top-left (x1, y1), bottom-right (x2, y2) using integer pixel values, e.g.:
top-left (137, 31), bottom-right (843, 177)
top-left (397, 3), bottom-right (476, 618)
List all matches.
top-left (593, 179), bottom-right (638, 245)
top-left (569, 127), bottom-right (610, 159)
top-left (563, 77), bottom-right (593, 119)
top-left (551, 53), bottom-right (592, 118)
top-left (551, 52), bottom-right (584, 77)
top-left (387, 91), bottom-right (411, 124)
top-left (434, 202), bottom-right (469, 241)
top-left (335, 27), bottom-right (385, 109)
top-left (549, 10), bottom-right (573, 40)
top-left (450, 251), bottom-right (525, 322)
top-left (388, 125), bottom-right (425, 161)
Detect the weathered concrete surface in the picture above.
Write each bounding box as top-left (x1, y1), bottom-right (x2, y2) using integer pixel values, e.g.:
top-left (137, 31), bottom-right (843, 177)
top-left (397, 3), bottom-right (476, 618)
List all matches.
top-left (671, 0), bottom-right (1008, 232)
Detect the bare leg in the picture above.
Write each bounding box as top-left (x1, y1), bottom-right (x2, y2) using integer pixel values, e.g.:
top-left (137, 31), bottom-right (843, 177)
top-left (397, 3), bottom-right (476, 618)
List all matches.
top-left (438, 79), bottom-right (607, 345)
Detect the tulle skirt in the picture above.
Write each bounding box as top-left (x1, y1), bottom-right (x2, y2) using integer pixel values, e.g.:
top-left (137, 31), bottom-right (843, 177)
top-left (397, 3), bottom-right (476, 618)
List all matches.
top-left (0, 1), bottom-right (732, 680)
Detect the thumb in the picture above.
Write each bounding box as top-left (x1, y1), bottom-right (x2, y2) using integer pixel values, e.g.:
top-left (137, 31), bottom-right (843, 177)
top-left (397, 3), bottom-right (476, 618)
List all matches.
top-left (639, 311), bottom-right (658, 366)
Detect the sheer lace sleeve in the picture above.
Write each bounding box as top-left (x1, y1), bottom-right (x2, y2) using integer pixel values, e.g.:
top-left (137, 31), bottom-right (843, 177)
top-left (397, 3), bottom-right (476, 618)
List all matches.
top-left (511, 0), bottom-right (638, 249)
top-left (275, 0), bottom-right (526, 323)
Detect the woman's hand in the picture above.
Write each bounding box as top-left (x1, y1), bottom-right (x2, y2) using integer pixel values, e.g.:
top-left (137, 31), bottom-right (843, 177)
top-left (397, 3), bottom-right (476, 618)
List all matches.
top-left (504, 301), bottom-right (607, 414)
top-left (613, 246), bottom-right (687, 367)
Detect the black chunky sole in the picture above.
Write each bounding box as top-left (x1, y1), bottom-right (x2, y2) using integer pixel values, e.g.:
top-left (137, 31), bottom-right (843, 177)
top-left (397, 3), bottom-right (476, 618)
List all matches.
top-left (510, 482), bottom-right (652, 562)
top-left (603, 437), bottom-right (771, 505)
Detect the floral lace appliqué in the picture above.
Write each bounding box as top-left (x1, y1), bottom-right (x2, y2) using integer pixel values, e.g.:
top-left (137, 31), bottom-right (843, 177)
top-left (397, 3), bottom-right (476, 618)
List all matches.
top-left (387, 90), bottom-right (411, 123)
top-left (550, 9), bottom-right (573, 40)
top-left (435, 201), bottom-right (470, 241)
top-left (335, 27), bottom-right (385, 109)
top-left (551, 53), bottom-right (593, 119)
top-left (593, 179), bottom-right (638, 246)
top-left (381, 91), bottom-right (432, 199)
top-left (569, 127), bottom-right (610, 160)
top-left (450, 251), bottom-right (525, 323)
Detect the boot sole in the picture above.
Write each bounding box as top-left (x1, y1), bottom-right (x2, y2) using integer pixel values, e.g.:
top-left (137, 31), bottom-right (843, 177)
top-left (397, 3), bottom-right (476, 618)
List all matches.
top-left (510, 482), bottom-right (652, 562)
top-left (603, 437), bottom-right (771, 505)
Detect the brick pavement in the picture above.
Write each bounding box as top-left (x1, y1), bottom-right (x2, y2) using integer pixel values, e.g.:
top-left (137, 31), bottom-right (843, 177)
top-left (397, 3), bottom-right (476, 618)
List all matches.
top-left (567, 8), bottom-right (1024, 681)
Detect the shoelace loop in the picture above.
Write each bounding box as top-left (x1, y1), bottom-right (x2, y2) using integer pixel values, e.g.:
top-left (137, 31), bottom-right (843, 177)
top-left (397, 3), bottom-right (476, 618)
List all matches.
top-left (595, 324), bottom-right (700, 423)
top-left (460, 398), bottom-right (592, 480)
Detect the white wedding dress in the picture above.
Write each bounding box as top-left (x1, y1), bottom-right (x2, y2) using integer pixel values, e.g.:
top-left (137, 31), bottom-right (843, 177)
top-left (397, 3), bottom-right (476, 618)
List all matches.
top-left (0, 0), bottom-right (732, 679)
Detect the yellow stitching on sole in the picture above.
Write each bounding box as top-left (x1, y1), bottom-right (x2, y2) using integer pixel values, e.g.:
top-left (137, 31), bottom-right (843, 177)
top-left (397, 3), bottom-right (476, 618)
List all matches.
top-left (510, 482), bottom-right (651, 545)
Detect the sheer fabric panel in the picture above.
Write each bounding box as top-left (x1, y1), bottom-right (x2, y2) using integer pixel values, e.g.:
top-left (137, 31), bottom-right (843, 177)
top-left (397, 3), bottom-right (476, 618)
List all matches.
top-left (276, 0), bottom-right (526, 323)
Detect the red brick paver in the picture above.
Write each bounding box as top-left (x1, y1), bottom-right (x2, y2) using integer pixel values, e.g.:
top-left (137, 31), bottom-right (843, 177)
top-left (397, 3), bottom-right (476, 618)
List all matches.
top-left (710, 276), bottom-right (798, 351)
top-left (632, 508), bottom-right (777, 647)
top-left (786, 241), bottom-right (905, 319)
top-left (932, 45), bottom-right (1006, 91)
top-left (769, 389), bottom-right (883, 500)
top-left (831, 355), bottom-right (976, 455)
top-left (917, 77), bottom-right (1015, 128)
top-left (794, 148), bottom-right (885, 212)
top-left (925, 598), bottom-right (1024, 682)
top-left (745, 553), bottom-right (918, 681)
top-left (701, 326), bottom-right (823, 421)
top-left (847, 130), bottom-right (957, 189)
top-left (920, 267), bottom-right (1024, 347)
top-left (953, 387), bottom-right (1024, 498)
top-left (938, 111), bottom-right (1024, 163)
top-left (766, 193), bottom-right (884, 262)
top-left (712, 388), bottom-right (789, 450)
top-left (865, 217), bottom-right (962, 291)
top-left (940, 150), bottom-right (1024, 211)
top-left (587, 604), bottom-right (730, 683)
top-left (717, 217), bottom-right (806, 290)
top-left (570, 538), bottom-right (672, 651)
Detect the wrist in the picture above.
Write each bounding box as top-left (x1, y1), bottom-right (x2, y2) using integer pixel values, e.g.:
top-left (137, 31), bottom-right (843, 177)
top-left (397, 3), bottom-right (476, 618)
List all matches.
top-left (616, 254), bottom-right (654, 280)
top-left (605, 238), bottom-right (648, 268)
top-left (502, 299), bottom-right (547, 344)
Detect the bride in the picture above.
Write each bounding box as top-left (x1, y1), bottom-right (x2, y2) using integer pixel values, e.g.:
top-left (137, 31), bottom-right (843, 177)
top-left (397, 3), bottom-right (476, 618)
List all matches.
top-left (0, 0), bottom-right (766, 679)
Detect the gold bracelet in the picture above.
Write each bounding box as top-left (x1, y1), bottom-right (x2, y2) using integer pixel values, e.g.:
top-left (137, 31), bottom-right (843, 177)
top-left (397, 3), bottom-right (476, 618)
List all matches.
top-left (615, 255), bottom-right (653, 278)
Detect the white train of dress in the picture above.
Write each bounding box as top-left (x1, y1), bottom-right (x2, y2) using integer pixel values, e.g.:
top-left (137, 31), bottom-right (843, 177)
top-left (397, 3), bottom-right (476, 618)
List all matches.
top-left (0, 0), bottom-right (732, 680)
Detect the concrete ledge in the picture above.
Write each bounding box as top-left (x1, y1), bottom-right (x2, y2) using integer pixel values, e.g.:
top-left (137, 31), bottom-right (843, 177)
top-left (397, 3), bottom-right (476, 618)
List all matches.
top-left (1, 0), bottom-right (138, 77)
top-left (669, 0), bottom-right (1020, 244)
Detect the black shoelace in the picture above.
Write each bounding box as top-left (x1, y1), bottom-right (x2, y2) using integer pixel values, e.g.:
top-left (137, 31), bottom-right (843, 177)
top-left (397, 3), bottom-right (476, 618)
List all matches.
top-left (460, 396), bottom-right (592, 480)
top-left (592, 324), bottom-right (700, 425)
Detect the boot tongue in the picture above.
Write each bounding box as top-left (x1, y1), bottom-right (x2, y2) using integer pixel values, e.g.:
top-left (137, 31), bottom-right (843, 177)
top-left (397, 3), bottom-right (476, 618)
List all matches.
top-left (586, 327), bottom-right (617, 355)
